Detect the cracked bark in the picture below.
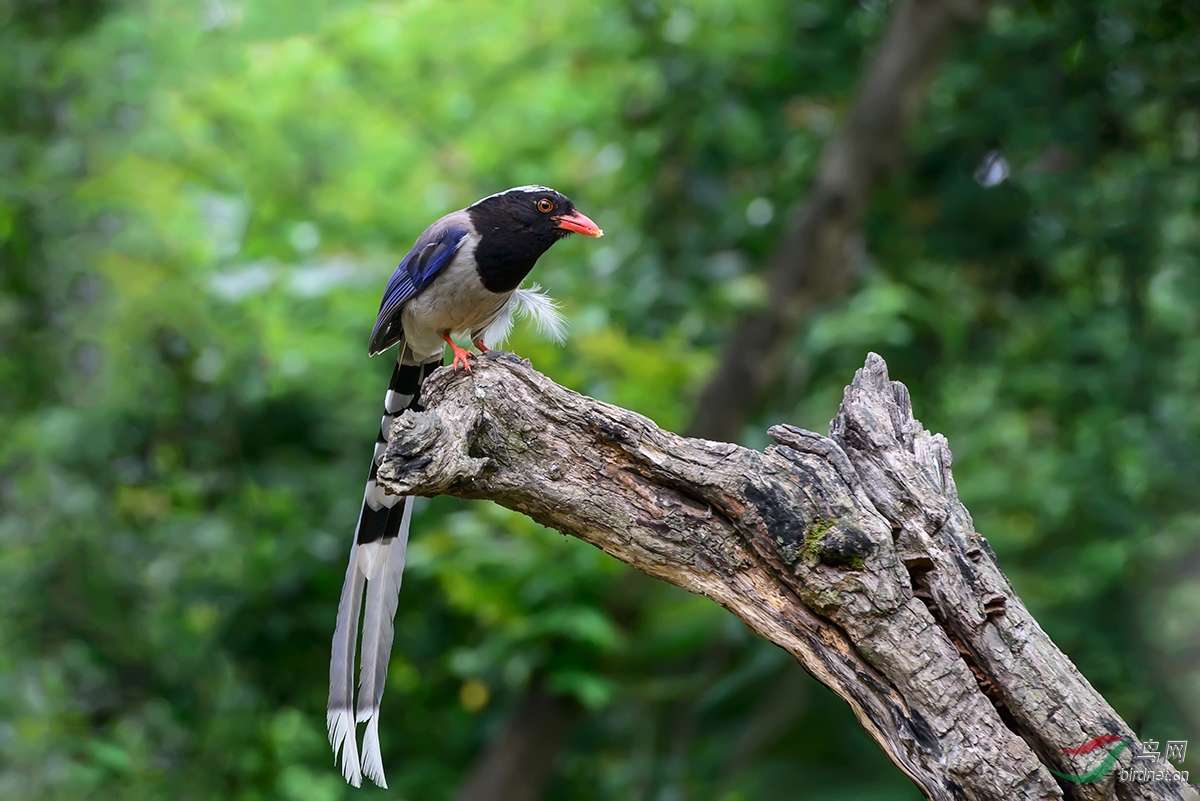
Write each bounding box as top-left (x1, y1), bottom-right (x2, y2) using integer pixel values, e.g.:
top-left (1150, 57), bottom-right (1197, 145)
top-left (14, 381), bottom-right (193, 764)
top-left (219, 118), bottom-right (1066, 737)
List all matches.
top-left (458, 1), bottom-right (991, 794)
top-left (382, 351), bottom-right (1198, 801)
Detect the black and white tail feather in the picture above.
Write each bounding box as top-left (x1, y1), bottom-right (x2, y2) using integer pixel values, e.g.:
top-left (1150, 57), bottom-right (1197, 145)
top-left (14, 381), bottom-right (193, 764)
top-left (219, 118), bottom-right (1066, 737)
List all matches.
top-left (327, 286), bottom-right (565, 788)
top-left (327, 351), bottom-right (432, 789)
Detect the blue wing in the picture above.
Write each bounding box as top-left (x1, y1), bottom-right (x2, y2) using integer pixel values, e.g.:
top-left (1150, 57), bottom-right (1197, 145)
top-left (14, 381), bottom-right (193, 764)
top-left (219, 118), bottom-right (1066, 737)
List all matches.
top-left (368, 224), bottom-right (468, 355)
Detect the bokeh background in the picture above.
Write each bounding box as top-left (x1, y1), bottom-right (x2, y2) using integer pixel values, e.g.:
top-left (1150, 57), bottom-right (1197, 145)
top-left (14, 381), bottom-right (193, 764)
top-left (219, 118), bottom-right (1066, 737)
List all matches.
top-left (2, 0), bottom-right (1198, 799)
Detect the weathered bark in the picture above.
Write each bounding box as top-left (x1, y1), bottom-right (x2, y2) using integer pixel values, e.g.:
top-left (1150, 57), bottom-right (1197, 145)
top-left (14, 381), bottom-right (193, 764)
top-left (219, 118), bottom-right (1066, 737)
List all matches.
top-left (688, 0), bottom-right (989, 441)
top-left (459, 1), bottom-right (992, 794)
top-left (381, 351), bottom-right (1198, 801)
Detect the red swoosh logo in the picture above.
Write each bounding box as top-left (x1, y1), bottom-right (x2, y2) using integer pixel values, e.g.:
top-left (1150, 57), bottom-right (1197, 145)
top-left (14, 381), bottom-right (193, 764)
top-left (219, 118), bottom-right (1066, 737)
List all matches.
top-left (1063, 734), bottom-right (1127, 755)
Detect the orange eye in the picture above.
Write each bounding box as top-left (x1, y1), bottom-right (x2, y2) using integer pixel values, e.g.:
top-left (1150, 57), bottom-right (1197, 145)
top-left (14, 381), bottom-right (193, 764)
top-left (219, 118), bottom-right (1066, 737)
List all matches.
top-left (537, 198), bottom-right (554, 213)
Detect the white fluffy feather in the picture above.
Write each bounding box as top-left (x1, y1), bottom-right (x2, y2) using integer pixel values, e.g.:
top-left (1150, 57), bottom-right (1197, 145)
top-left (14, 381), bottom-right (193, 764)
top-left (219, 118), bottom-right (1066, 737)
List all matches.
top-left (482, 283), bottom-right (568, 348)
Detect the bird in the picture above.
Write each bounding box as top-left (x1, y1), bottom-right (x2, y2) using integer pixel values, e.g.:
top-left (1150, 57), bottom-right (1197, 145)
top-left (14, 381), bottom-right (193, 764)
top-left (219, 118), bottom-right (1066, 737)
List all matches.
top-left (327, 185), bottom-right (603, 788)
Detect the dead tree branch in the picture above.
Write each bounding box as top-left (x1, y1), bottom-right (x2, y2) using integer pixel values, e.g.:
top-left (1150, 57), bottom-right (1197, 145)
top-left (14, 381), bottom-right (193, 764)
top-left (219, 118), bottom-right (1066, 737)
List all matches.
top-left (460, 2), bottom-right (994, 796)
top-left (381, 351), bottom-right (1197, 801)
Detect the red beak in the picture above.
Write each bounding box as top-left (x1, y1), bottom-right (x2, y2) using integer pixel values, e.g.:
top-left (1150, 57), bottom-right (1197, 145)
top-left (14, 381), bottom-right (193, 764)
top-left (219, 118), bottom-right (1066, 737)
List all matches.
top-left (553, 210), bottom-right (603, 237)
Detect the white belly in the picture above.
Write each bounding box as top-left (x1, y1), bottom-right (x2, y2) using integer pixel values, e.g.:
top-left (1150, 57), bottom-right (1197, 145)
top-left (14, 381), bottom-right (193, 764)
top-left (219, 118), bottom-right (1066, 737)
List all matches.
top-left (400, 248), bottom-right (512, 360)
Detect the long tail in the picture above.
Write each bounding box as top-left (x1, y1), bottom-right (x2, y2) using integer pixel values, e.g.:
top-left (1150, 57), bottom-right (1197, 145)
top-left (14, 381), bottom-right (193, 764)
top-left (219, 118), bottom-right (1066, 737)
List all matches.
top-left (328, 348), bottom-right (440, 788)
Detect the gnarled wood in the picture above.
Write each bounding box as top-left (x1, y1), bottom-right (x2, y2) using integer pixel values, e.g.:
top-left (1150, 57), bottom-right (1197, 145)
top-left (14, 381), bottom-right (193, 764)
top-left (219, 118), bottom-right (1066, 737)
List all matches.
top-left (378, 351), bottom-right (1198, 801)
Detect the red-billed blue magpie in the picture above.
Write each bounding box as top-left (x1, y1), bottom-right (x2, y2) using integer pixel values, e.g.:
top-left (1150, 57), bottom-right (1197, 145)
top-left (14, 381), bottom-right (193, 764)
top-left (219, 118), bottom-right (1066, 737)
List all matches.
top-left (327, 186), bottom-right (602, 788)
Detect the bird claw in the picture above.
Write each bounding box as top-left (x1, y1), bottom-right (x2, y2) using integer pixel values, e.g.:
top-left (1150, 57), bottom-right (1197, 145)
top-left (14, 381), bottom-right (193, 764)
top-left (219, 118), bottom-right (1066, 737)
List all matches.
top-left (450, 347), bottom-right (474, 372)
top-left (441, 332), bottom-right (476, 372)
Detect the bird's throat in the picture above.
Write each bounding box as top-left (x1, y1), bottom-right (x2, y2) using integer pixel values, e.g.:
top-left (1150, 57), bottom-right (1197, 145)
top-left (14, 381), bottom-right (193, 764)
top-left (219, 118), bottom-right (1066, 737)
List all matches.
top-left (471, 228), bottom-right (558, 293)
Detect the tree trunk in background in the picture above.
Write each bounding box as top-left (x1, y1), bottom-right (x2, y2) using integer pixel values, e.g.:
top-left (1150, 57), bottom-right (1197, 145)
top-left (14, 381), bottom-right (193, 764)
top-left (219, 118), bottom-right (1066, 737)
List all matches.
top-left (688, 0), bottom-right (988, 441)
top-left (455, 681), bottom-right (578, 801)
top-left (456, 0), bottom-right (991, 795)
top-left (384, 353), bottom-right (1198, 801)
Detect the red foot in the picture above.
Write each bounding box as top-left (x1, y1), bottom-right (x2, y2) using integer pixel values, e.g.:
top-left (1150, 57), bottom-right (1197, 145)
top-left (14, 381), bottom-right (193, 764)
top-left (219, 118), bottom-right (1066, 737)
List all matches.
top-left (472, 338), bottom-right (490, 353)
top-left (442, 332), bottom-right (474, 371)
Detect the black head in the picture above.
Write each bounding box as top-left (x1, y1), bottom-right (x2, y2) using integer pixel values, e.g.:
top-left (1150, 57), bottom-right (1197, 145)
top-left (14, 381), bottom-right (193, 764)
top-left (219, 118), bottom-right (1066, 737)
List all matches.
top-left (466, 185), bottom-right (602, 293)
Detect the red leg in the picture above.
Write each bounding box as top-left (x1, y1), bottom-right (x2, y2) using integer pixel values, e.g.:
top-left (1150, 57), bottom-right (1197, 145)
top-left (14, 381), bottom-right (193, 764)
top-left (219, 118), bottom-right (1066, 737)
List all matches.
top-left (442, 332), bottom-right (474, 371)
top-left (472, 338), bottom-right (490, 353)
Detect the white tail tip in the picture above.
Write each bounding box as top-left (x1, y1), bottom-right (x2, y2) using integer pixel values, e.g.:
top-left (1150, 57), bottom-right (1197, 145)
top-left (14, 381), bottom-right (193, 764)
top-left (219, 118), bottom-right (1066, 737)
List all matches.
top-left (360, 714), bottom-right (388, 788)
top-left (327, 709), bottom-right (362, 787)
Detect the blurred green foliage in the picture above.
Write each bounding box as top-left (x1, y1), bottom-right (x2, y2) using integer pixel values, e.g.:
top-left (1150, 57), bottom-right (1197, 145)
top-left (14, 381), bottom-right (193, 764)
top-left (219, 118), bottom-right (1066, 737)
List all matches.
top-left (2, 0), bottom-right (1197, 799)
